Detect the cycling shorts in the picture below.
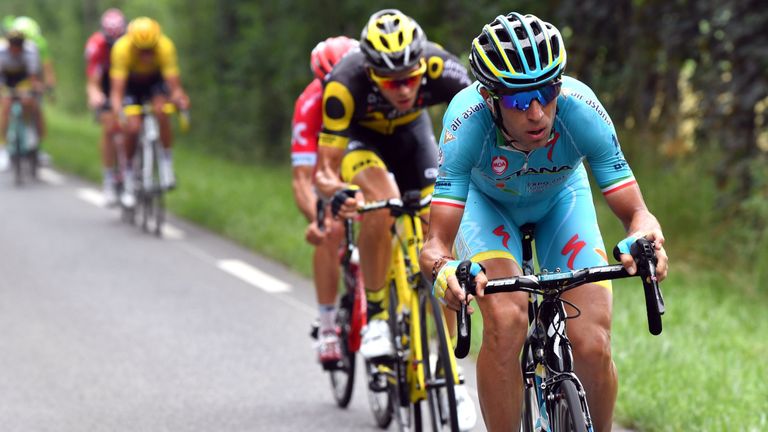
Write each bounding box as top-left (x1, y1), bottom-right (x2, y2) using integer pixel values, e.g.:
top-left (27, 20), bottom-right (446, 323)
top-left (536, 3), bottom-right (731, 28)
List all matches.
top-left (340, 111), bottom-right (438, 196)
top-left (122, 72), bottom-right (169, 107)
top-left (454, 166), bottom-right (612, 289)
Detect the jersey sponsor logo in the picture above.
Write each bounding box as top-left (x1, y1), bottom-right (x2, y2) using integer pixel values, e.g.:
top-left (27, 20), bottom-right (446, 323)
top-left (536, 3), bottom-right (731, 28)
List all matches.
top-left (292, 122), bottom-right (308, 146)
top-left (585, 98), bottom-right (612, 126)
top-left (443, 130), bottom-right (456, 144)
top-left (449, 102), bottom-right (484, 131)
top-left (545, 132), bottom-right (560, 161)
top-left (299, 94), bottom-right (319, 116)
top-left (500, 164), bottom-right (573, 180)
top-left (437, 146), bottom-right (445, 166)
top-left (492, 225), bottom-right (512, 250)
top-left (492, 155), bottom-right (508, 175)
top-left (562, 234), bottom-right (587, 270)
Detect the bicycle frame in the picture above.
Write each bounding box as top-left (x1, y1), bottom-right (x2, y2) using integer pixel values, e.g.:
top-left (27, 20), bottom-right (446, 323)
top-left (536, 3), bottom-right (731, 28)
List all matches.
top-left (364, 192), bottom-right (462, 430)
top-left (516, 226), bottom-right (593, 431)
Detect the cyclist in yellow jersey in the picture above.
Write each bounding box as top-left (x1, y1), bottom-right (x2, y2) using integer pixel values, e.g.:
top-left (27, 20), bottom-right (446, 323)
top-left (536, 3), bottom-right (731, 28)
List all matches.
top-left (109, 17), bottom-right (190, 208)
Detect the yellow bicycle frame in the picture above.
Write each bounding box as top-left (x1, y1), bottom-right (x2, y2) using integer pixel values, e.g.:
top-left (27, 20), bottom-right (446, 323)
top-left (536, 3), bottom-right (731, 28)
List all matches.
top-left (385, 211), bottom-right (461, 404)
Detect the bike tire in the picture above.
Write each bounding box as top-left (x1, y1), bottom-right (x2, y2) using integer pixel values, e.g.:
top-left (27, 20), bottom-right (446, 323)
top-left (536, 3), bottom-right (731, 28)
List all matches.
top-left (520, 350), bottom-right (542, 432)
top-left (153, 191), bottom-right (165, 237)
top-left (366, 358), bottom-right (394, 428)
top-left (389, 282), bottom-right (412, 432)
top-left (151, 139), bottom-right (165, 237)
top-left (421, 291), bottom-right (459, 432)
top-left (329, 293), bottom-right (356, 408)
top-left (548, 379), bottom-right (589, 432)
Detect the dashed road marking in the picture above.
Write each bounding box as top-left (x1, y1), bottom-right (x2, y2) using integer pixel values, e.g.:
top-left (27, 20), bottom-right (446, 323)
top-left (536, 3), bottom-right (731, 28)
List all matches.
top-left (39, 167), bottom-right (65, 185)
top-left (162, 224), bottom-right (186, 240)
top-left (77, 187), bottom-right (106, 208)
top-left (217, 259), bottom-right (292, 293)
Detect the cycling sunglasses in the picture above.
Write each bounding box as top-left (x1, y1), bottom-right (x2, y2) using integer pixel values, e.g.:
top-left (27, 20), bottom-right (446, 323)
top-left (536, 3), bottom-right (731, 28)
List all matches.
top-left (369, 59), bottom-right (427, 90)
top-left (490, 81), bottom-right (562, 111)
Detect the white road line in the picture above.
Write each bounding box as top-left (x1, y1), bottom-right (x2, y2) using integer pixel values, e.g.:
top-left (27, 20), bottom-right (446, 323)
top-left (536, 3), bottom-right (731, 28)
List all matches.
top-left (217, 259), bottom-right (292, 293)
top-left (39, 167), bottom-right (65, 185)
top-left (162, 224), bottom-right (186, 240)
top-left (77, 187), bottom-right (106, 208)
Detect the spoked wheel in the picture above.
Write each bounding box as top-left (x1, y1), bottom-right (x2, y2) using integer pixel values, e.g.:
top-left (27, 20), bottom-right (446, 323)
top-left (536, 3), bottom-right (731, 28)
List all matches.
top-left (11, 153), bottom-right (22, 186)
top-left (388, 283), bottom-right (417, 432)
top-left (29, 149), bottom-right (38, 181)
top-left (141, 190), bottom-right (153, 232)
top-left (328, 297), bottom-right (356, 408)
top-left (548, 380), bottom-right (589, 432)
top-left (421, 292), bottom-right (459, 432)
top-left (520, 347), bottom-right (543, 432)
top-left (366, 359), bottom-right (394, 429)
top-left (151, 191), bottom-right (165, 237)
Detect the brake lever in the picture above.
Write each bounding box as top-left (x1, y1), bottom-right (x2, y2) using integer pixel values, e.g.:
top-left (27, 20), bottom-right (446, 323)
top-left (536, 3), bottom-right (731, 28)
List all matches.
top-left (631, 238), bottom-right (665, 335)
top-left (454, 261), bottom-right (474, 359)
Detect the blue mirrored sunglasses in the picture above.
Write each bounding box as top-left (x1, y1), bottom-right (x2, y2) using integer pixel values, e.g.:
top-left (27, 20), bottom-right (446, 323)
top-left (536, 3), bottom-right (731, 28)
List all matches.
top-left (491, 82), bottom-right (562, 111)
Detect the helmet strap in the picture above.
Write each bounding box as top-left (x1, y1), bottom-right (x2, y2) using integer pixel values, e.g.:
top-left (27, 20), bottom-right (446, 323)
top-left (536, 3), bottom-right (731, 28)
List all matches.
top-left (489, 98), bottom-right (520, 148)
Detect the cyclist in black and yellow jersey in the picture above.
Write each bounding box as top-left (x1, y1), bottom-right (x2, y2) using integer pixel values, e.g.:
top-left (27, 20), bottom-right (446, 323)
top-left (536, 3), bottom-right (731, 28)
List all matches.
top-left (314, 9), bottom-right (476, 429)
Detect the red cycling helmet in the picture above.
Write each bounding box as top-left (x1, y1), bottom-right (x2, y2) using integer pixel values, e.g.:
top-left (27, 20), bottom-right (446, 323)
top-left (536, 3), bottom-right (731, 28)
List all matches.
top-left (100, 8), bottom-right (126, 41)
top-left (310, 36), bottom-right (359, 80)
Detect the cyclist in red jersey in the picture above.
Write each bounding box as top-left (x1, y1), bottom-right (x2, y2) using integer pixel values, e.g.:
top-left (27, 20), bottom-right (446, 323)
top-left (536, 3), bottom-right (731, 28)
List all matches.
top-left (291, 36), bottom-right (358, 366)
top-left (84, 8), bottom-right (127, 206)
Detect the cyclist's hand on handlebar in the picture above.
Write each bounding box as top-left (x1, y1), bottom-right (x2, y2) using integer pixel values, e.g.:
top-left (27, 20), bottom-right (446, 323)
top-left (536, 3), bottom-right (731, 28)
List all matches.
top-left (615, 230), bottom-right (668, 281)
top-left (433, 260), bottom-right (485, 312)
top-left (330, 186), bottom-right (360, 219)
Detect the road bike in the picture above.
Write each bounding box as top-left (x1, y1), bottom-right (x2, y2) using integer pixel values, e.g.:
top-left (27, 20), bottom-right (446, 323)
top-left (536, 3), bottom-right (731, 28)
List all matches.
top-left (455, 223), bottom-right (665, 432)
top-left (311, 200), bottom-right (367, 408)
top-left (122, 103), bottom-right (187, 236)
top-left (5, 89), bottom-right (39, 185)
top-left (355, 190), bottom-right (462, 432)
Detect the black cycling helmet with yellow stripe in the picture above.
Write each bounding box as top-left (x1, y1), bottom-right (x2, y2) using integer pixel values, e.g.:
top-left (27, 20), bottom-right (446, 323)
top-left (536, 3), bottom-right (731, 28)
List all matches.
top-left (469, 13), bottom-right (566, 92)
top-left (360, 9), bottom-right (426, 73)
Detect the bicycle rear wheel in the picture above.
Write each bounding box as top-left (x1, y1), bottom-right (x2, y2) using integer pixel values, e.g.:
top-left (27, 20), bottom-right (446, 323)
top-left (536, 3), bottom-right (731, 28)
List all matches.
top-left (328, 292), bottom-right (356, 408)
top-left (547, 379), bottom-right (589, 432)
top-left (421, 290), bottom-right (459, 432)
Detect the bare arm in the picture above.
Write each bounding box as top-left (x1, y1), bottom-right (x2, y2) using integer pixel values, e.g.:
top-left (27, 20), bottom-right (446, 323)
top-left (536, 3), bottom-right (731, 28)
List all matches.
top-left (604, 184), bottom-right (668, 280)
top-left (291, 165), bottom-right (317, 222)
top-left (110, 77), bottom-right (126, 118)
top-left (165, 75), bottom-right (190, 110)
top-left (86, 73), bottom-right (105, 110)
top-left (314, 144), bottom-right (345, 199)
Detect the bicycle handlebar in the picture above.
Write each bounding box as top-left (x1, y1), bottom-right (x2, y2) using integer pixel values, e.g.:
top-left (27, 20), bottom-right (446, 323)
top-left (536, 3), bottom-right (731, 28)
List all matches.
top-left (453, 238), bottom-right (665, 359)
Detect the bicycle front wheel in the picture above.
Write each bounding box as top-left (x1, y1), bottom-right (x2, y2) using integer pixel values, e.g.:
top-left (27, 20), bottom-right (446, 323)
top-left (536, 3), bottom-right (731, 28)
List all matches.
top-left (329, 292), bottom-right (356, 408)
top-left (547, 379), bottom-right (589, 432)
top-left (421, 291), bottom-right (459, 432)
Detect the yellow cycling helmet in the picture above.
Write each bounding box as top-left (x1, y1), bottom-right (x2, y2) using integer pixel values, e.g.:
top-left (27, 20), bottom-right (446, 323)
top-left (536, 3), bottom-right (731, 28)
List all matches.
top-left (360, 9), bottom-right (426, 73)
top-left (127, 17), bottom-right (161, 49)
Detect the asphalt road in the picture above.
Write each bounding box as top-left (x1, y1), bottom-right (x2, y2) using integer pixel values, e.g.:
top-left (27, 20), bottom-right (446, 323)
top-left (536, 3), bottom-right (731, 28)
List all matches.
top-left (0, 168), bottom-right (486, 432)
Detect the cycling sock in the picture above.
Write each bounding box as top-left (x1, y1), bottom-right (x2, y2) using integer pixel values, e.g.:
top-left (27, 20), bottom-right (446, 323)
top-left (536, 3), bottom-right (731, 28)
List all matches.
top-left (103, 168), bottom-right (116, 185)
top-left (366, 288), bottom-right (389, 321)
top-left (318, 304), bottom-right (336, 333)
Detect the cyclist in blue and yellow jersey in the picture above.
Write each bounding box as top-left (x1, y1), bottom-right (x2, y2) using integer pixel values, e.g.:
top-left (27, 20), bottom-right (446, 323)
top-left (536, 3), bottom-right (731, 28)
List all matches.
top-left (0, 27), bottom-right (43, 170)
top-left (314, 9), bottom-right (477, 429)
top-left (110, 17), bottom-right (190, 208)
top-left (12, 16), bottom-right (56, 94)
top-left (290, 36), bottom-right (359, 367)
top-left (419, 12), bottom-right (669, 431)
